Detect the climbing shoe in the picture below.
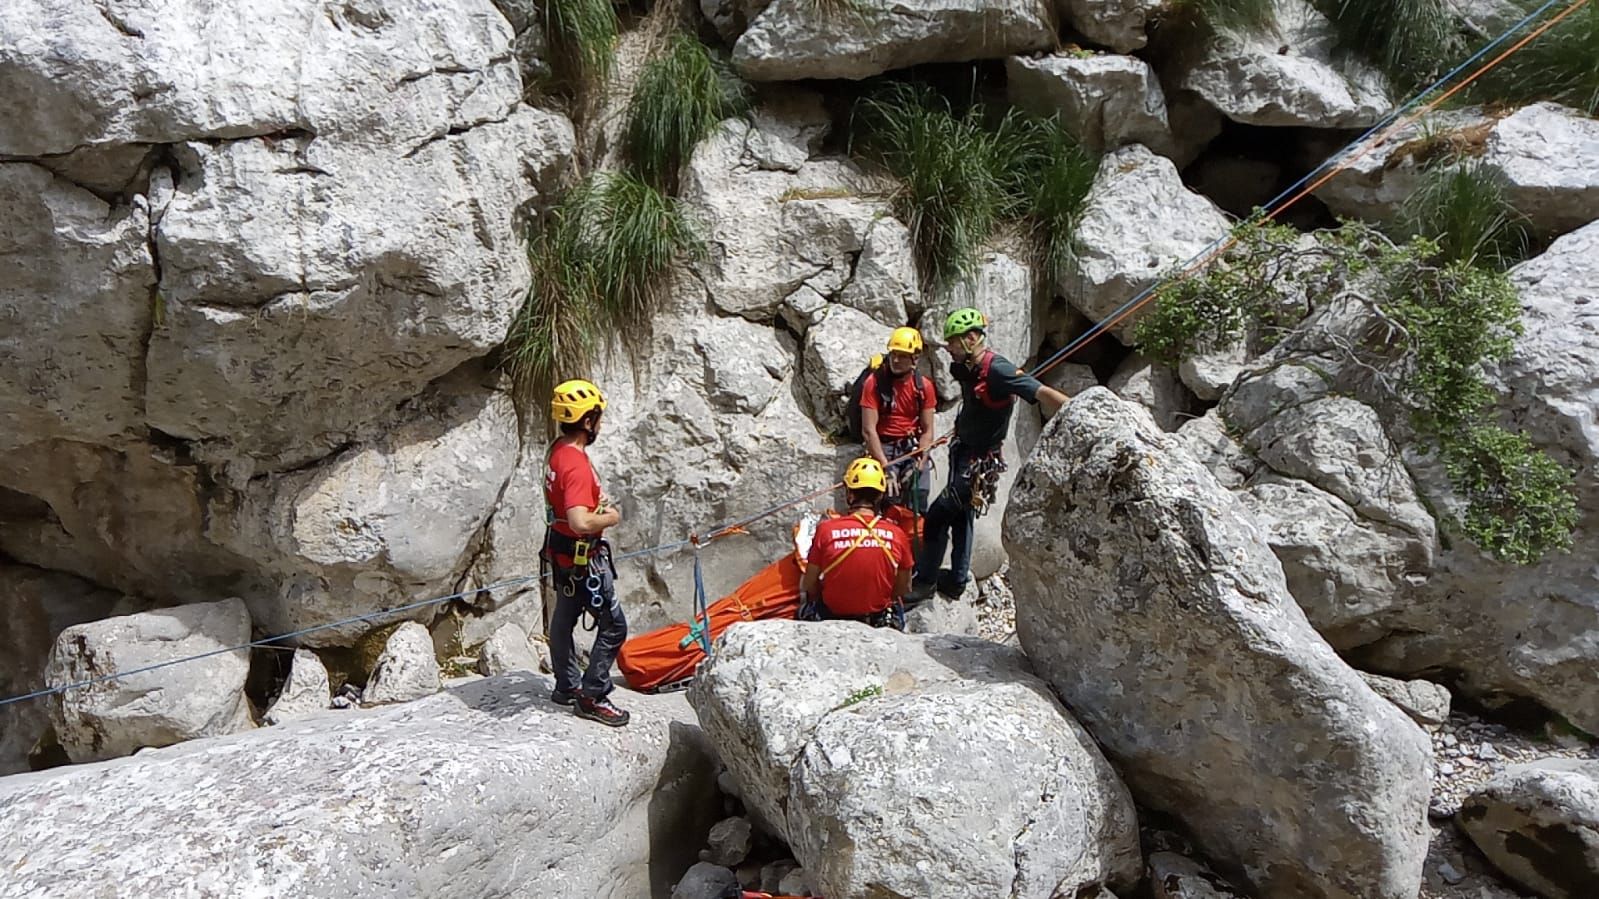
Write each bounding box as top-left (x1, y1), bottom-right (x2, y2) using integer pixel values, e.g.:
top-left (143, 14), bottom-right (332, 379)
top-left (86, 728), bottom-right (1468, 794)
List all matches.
top-left (574, 695), bottom-right (631, 727)
top-left (550, 688), bottom-right (578, 707)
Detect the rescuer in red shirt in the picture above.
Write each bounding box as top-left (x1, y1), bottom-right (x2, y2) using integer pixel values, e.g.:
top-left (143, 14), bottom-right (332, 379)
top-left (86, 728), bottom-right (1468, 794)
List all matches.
top-left (859, 327), bottom-right (937, 528)
top-left (542, 379), bottom-right (629, 727)
top-left (798, 458), bottom-right (913, 630)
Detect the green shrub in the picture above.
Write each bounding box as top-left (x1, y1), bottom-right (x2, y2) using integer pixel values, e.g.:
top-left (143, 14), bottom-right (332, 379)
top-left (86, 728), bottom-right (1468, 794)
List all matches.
top-left (1396, 161), bottom-right (1529, 270)
top-left (503, 172), bottom-right (701, 409)
top-left (1135, 220), bottom-right (1576, 564)
top-left (540, 0), bottom-right (619, 98)
top-left (851, 84), bottom-right (1099, 287)
top-left (625, 32), bottom-right (751, 192)
top-left (1443, 425), bottom-right (1578, 564)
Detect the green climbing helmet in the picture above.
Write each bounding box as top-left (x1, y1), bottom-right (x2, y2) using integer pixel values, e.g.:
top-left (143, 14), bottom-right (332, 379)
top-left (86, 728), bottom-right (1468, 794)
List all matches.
top-left (943, 307), bottom-right (987, 341)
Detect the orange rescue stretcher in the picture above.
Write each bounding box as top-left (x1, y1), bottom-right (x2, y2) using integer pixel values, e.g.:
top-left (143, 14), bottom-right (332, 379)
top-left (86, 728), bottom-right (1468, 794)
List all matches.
top-left (617, 507), bottom-right (922, 692)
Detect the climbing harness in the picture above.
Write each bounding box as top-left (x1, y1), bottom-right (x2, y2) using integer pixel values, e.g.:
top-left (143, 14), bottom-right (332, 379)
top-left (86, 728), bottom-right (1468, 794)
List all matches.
top-left (966, 449), bottom-right (1008, 518)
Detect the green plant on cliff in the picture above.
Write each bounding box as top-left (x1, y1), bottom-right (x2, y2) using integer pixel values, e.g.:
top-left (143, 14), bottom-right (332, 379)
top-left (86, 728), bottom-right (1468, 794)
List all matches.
top-left (849, 83), bottom-right (1098, 288)
top-left (1318, 0), bottom-right (1456, 90)
top-left (625, 32), bottom-right (751, 193)
top-left (504, 171), bottom-right (701, 409)
top-left (1134, 218), bottom-right (1576, 564)
top-left (539, 0), bottom-right (619, 98)
top-left (1396, 159), bottom-right (1530, 270)
top-left (1476, 0), bottom-right (1599, 114)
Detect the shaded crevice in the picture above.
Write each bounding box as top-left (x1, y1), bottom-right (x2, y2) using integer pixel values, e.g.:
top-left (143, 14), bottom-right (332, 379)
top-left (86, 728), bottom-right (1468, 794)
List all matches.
top-left (402, 114), bottom-right (513, 159)
top-left (95, 2), bottom-right (145, 38)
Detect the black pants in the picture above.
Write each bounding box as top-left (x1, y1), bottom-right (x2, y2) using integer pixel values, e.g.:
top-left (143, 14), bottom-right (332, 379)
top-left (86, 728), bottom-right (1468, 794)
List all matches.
top-left (548, 562), bottom-right (627, 699)
top-left (800, 596), bottom-right (906, 631)
top-left (914, 442), bottom-right (993, 591)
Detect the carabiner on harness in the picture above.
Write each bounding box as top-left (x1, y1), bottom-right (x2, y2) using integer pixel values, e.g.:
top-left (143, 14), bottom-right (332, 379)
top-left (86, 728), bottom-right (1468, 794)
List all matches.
top-left (968, 451), bottom-right (1008, 518)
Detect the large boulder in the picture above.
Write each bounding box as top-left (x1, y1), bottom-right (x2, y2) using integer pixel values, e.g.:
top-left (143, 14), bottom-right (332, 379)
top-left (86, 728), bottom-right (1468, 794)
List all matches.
top-left (0, 678), bottom-right (721, 898)
top-left (1458, 759), bottom-right (1599, 899)
top-left (1054, 0), bottom-right (1164, 52)
top-left (1006, 52), bottom-right (1175, 157)
top-left (0, 565), bottom-right (136, 774)
top-left (1315, 103), bottom-right (1599, 239)
top-left (1179, 0), bottom-right (1391, 129)
top-left (211, 380), bottom-right (519, 645)
top-left (732, 0), bottom-right (1057, 81)
top-left (362, 622), bottom-right (441, 706)
top-left (1005, 388), bottom-right (1432, 899)
top-left (0, 0), bottom-right (573, 474)
top-left (1066, 145), bottom-right (1231, 343)
top-left (263, 648), bottom-right (333, 726)
top-left (44, 598), bottom-right (255, 764)
top-left (689, 620), bottom-right (1142, 899)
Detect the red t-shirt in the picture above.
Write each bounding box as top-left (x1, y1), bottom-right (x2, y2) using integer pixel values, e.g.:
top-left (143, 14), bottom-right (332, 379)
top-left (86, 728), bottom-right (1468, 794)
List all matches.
top-left (860, 371), bottom-right (935, 439)
top-left (806, 512), bottom-right (912, 615)
top-left (544, 441), bottom-right (602, 567)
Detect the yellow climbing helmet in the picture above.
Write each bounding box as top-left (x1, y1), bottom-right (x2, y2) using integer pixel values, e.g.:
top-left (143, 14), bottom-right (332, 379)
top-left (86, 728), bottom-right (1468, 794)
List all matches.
top-left (886, 327), bottom-right (924, 355)
top-left (551, 378), bottom-right (607, 424)
top-left (843, 457), bottom-right (888, 492)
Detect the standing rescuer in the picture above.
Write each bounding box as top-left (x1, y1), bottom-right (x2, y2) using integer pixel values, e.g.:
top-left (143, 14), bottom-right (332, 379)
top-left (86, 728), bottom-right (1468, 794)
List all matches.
top-left (798, 458), bottom-right (913, 630)
top-left (911, 308), bottom-right (1068, 601)
top-left (860, 327), bottom-right (937, 536)
top-left (542, 378), bottom-right (630, 727)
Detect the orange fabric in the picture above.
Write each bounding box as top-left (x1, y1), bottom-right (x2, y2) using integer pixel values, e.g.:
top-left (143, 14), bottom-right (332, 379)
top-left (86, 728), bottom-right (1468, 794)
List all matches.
top-left (618, 554), bottom-right (804, 692)
top-left (883, 504), bottom-right (922, 543)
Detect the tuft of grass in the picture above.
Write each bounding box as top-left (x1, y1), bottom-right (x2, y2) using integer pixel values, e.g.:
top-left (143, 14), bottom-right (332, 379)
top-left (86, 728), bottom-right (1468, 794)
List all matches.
top-left (1396, 161), bottom-right (1529, 270)
top-left (851, 83), bottom-right (1012, 286)
top-left (1318, 0), bottom-right (1456, 89)
top-left (850, 84), bottom-right (1099, 288)
top-left (836, 684), bottom-right (884, 709)
top-left (503, 172), bottom-right (701, 410)
top-left (1476, 1), bottom-right (1599, 114)
top-left (540, 0), bottom-right (619, 99)
top-left (995, 112), bottom-right (1099, 287)
top-left (625, 32), bottom-right (752, 193)
top-left (1196, 0), bottom-right (1278, 32)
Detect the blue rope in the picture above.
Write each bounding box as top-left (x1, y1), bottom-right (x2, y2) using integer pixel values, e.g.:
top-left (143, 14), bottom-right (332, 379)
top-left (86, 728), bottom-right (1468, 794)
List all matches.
top-left (677, 545), bottom-right (715, 656)
top-left (1030, 0), bottom-right (1569, 378)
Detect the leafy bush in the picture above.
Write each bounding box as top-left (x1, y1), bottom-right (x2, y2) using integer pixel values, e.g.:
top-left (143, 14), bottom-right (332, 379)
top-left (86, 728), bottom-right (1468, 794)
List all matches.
top-left (625, 32), bottom-right (751, 192)
top-left (851, 84), bottom-right (1098, 287)
top-left (1135, 220), bottom-right (1576, 564)
top-left (504, 172), bottom-right (701, 409)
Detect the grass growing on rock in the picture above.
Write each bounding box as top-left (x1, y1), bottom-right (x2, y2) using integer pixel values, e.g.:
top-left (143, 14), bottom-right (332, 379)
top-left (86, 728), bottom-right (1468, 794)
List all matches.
top-left (1396, 161), bottom-right (1529, 270)
top-left (540, 0), bottom-right (619, 98)
top-left (850, 83), bottom-right (1098, 288)
top-left (504, 172), bottom-right (701, 409)
top-left (1172, 0), bottom-right (1278, 32)
top-left (1477, 0), bottom-right (1599, 114)
top-left (625, 32), bottom-right (751, 192)
top-left (1134, 219), bottom-right (1577, 564)
top-left (1317, 0), bottom-right (1456, 89)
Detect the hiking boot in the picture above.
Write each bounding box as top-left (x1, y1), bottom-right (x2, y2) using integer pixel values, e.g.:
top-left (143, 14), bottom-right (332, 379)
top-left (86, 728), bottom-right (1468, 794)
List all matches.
top-left (905, 579), bottom-right (937, 602)
top-left (935, 573), bottom-right (968, 600)
top-left (550, 688), bottom-right (578, 707)
top-left (574, 695), bottom-right (631, 727)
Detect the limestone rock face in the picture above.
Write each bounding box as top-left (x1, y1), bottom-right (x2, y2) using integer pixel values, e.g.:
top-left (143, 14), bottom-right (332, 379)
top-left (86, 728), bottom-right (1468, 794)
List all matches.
top-left (1006, 389), bottom-right (1431, 899)
top-left (1054, 0), bottom-right (1165, 52)
top-left (732, 0), bottom-right (1057, 82)
top-left (0, 680), bottom-right (721, 899)
top-left (1067, 145), bottom-right (1231, 343)
top-left (45, 598), bottom-right (255, 764)
top-left (689, 621), bottom-right (1142, 899)
top-left (1006, 52), bottom-right (1174, 156)
top-left (1458, 759), bottom-right (1599, 899)
top-left (264, 649), bottom-right (334, 726)
top-left (1316, 103), bottom-right (1599, 239)
top-left (1180, 0), bottom-right (1391, 129)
